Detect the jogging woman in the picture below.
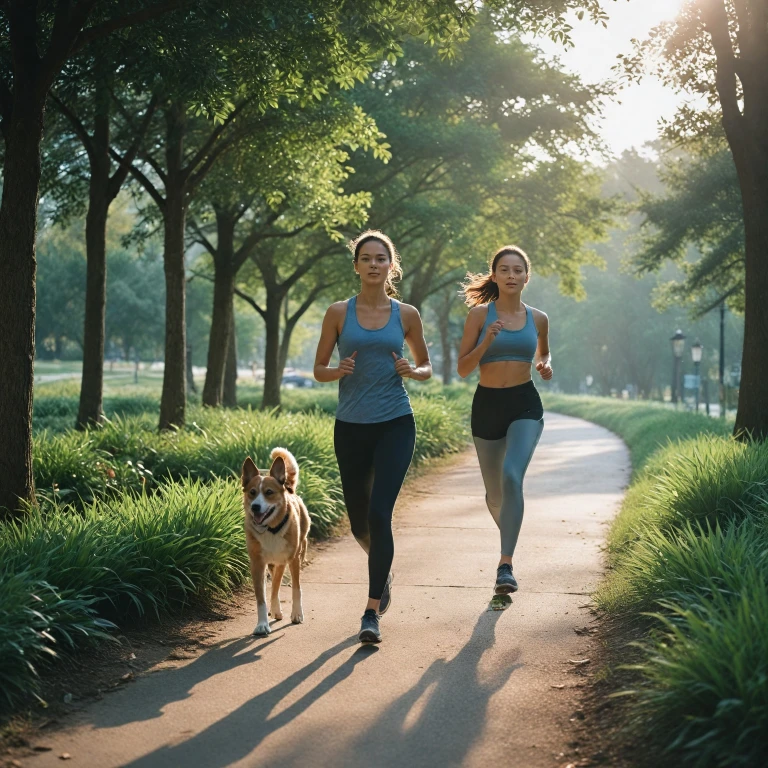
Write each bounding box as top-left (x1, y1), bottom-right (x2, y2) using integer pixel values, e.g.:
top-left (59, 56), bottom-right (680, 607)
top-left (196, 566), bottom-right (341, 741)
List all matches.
top-left (457, 246), bottom-right (552, 596)
top-left (314, 230), bottom-right (432, 643)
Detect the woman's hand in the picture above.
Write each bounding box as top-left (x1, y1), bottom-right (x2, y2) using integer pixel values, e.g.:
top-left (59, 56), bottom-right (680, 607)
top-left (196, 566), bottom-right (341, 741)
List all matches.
top-left (393, 352), bottom-right (415, 379)
top-left (535, 360), bottom-right (553, 381)
top-left (339, 351), bottom-right (357, 377)
top-left (483, 319), bottom-right (504, 347)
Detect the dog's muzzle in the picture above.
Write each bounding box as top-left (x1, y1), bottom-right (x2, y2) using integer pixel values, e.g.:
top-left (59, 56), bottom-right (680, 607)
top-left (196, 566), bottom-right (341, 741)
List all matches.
top-left (251, 502), bottom-right (273, 525)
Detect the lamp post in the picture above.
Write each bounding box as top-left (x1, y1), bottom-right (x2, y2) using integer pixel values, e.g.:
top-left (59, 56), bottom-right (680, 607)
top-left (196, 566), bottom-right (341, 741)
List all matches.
top-left (691, 339), bottom-right (703, 413)
top-left (719, 301), bottom-right (726, 418)
top-left (670, 329), bottom-right (686, 405)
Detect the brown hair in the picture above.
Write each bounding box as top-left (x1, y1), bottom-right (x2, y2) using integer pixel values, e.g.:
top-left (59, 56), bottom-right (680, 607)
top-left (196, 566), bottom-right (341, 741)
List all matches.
top-left (461, 245), bottom-right (531, 308)
top-left (349, 230), bottom-right (403, 298)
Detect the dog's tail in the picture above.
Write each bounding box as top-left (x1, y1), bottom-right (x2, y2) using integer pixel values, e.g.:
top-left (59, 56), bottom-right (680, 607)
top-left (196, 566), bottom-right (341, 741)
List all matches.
top-left (269, 447), bottom-right (299, 492)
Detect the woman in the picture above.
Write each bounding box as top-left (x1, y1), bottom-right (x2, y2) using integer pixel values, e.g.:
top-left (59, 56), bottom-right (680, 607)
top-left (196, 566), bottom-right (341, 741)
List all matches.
top-left (314, 230), bottom-right (432, 643)
top-left (456, 245), bottom-right (552, 596)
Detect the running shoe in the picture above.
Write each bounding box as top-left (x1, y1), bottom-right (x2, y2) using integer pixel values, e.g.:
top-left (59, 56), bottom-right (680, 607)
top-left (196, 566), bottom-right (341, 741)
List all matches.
top-left (495, 563), bottom-right (519, 595)
top-left (358, 609), bottom-right (382, 643)
top-left (378, 571), bottom-right (394, 615)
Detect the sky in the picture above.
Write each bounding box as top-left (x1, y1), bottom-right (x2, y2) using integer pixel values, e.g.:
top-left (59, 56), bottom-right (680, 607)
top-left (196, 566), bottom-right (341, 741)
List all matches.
top-left (534, 0), bottom-right (687, 157)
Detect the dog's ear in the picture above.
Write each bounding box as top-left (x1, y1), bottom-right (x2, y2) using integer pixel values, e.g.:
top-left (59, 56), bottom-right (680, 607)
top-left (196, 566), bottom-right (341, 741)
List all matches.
top-left (269, 455), bottom-right (286, 486)
top-left (241, 457), bottom-right (260, 488)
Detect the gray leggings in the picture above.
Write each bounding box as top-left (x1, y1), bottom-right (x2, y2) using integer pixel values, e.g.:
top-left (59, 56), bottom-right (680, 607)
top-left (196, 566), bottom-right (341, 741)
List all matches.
top-left (473, 418), bottom-right (544, 558)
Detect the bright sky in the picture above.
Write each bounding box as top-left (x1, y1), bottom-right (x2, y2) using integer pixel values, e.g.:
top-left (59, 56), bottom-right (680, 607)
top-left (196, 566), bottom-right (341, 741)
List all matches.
top-left (534, 0), bottom-right (687, 157)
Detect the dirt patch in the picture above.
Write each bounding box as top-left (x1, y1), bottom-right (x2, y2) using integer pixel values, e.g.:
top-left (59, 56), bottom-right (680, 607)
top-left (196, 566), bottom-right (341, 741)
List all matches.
top-left (558, 613), bottom-right (673, 768)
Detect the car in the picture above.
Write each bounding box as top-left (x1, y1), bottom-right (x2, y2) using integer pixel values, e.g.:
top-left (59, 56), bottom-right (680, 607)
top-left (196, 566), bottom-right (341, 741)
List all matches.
top-left (281, 373), bottom-right (315, 389)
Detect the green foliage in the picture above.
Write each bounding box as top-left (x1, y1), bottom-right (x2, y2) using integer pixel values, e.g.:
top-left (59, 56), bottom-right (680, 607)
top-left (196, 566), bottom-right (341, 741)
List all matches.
top-left (635, 147), bottom-right (744, 316)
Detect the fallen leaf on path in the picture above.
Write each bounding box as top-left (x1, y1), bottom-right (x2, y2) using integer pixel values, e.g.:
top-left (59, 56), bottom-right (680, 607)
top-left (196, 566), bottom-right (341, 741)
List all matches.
top-left (551, 684), bottom-right (566, 689)
top-left (59, 754), bottom-right (72, 760)
top-left (119, 671), bottom-right (134, 682)
top-left (568, 658), bottom-right (591, 666)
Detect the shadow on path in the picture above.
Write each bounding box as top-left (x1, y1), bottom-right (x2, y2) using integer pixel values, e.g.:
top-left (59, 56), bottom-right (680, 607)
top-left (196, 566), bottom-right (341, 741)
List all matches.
top-left (118, 635), bottom-right (366, 767)
top-left (271, 609), bottom-right (522, 767)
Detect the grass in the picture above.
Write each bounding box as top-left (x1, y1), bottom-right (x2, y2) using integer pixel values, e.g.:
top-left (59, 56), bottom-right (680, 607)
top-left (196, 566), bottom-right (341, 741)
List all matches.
top-left (542, 394), bottom-right (768, 766)
top-left (2, 383), bottom-right (471, 712)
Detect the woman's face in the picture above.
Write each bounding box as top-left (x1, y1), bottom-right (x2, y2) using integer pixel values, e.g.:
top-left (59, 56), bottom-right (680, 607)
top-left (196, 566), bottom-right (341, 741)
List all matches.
top-left (492, 253), bottom-right (529, 296)
top-left (355, 240), bottom-right (392, 289)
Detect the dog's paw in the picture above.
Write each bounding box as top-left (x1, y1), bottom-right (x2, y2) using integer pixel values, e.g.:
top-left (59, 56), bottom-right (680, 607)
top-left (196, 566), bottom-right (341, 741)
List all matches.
top-left (291, 607), bottom-right (304, 624)
top-left (270, 603), bottom-right (283, 621)
top-left (253, 621), bottom-right (271, 637)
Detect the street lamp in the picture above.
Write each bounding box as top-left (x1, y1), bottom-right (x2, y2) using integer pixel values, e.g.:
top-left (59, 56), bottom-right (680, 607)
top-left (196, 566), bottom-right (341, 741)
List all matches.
top-left (670, 329), bottom-right (686, 405)
top-left (691, 339), bottom-right (703, 413)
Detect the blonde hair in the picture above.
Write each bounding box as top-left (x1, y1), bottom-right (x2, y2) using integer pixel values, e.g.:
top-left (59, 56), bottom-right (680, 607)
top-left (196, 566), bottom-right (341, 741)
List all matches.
top-left (461, 245), bottom-right (531, 308)
top-left (349, 230), bottom-right (403, 298)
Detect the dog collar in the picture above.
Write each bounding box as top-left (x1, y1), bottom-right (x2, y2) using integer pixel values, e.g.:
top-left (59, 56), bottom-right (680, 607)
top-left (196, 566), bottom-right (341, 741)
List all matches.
top-left (267, 513), bottom-right (289, 535)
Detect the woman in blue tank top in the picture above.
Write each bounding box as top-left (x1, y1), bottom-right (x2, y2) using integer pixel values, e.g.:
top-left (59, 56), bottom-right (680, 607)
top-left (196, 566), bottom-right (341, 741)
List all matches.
top-left (313, 230), bottom-right (432, 643)
top-left (457, 246), bottom-right (553, 597)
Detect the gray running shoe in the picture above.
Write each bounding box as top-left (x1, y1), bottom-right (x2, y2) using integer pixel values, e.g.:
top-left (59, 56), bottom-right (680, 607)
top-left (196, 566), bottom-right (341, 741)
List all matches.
top-left (495, 563), bottom-right (518, 595)
top-left (378, 572), bottom-right (394, 615)
top-left (359, 609), bottom-right (382, 643)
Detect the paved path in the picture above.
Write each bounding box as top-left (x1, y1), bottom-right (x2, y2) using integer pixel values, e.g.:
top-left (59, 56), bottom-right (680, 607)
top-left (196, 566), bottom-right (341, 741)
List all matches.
top-left (29, 412), bottom-right (629, 768)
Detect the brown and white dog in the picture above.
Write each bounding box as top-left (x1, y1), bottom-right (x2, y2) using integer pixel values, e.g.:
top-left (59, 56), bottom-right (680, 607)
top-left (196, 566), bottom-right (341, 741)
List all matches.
top-left (241, 448), bottom-right (310, 637)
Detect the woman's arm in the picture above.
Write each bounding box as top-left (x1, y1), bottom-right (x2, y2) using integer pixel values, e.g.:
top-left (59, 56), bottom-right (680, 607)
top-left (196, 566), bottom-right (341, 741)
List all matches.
top-left (533, 310), bottom-right (553, 380)
top-left (456, 306), bottom-right (501, 378)
top-left (313, 303), bottom-right (355, 383)
top-left (395, 305), bottom-right (432, 381)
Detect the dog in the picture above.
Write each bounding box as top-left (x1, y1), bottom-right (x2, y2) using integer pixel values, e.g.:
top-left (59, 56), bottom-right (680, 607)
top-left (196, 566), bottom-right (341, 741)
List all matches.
top-left (241, 448), bottom-right (310, 637)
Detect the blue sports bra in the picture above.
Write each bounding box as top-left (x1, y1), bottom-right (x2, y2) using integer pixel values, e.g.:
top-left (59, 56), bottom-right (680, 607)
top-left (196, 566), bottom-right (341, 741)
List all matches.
top-left (478, 302), bottom-right (538, 365)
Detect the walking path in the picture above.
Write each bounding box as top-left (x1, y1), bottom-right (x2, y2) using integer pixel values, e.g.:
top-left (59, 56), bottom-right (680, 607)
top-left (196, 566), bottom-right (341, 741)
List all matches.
top-left (28, 412), bottom-right (629, 768)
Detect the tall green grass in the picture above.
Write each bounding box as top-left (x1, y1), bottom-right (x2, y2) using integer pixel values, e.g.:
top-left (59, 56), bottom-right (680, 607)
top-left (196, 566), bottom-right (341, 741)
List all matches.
top-left (544, 395), bottom-right (768, 765)
top-left (0, 479), bottom-right (249, 708)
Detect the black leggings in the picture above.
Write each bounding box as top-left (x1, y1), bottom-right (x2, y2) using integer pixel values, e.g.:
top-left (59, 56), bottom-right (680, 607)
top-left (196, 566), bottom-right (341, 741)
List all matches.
top-left (334, 413), bottom-right (416, 600)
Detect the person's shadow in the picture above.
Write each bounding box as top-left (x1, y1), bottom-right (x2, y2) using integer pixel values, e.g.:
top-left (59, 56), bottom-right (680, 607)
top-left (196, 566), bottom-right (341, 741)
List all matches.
top-left (116, 635), bottom-right (374, 768)
top-left (271, 609), bottom-right (522, 767)
top-left (118, 609), bottom-right (519, 768)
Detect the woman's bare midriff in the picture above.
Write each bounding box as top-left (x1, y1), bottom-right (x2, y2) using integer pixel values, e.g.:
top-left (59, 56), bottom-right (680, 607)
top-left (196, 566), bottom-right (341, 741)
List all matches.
top-left (478, 360), bottom-right (533, 388)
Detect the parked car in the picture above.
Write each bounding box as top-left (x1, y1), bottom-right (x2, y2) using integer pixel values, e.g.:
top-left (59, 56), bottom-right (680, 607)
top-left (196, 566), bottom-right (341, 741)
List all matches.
top-left (281, 373), bottom-right (315, 389)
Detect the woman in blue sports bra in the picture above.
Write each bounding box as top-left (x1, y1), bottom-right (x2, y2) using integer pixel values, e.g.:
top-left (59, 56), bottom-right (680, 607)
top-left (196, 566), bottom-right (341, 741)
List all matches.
top-left (313, 230), bottom-right (432, 643)
top-left (457, 245), bottom-right (553, 597)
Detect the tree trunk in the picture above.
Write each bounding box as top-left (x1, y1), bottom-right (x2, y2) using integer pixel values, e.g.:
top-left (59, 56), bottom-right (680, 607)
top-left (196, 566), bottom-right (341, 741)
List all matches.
top-left (77, 114), bottom-right (110, 429)
top-left (202, 211), bottom-right (236, 406)
top-left (158, 105), bottom-right (188, 430)
top-left (261, 294), bottom-right (283, 410)
top-left (0, 94), bottom-right (45, 516)
top-left (186, 341), bottom-right (197, 394)
top-left (223, 313), bottom-right (238, 408)
top-left (435, 296), bottom-right (453, 385)
top-left (733, 157), bottom-right (768, 439)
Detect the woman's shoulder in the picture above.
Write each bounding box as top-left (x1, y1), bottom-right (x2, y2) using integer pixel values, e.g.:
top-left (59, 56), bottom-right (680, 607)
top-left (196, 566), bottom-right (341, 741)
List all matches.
top-left (467, 303), bottom-right (491, 321)
top-left (526, 305), bottom-right (549, 331)
top-left (325, 299), bottom-right (351, 317)
top-left (396, 300), bottom-right (420, 319)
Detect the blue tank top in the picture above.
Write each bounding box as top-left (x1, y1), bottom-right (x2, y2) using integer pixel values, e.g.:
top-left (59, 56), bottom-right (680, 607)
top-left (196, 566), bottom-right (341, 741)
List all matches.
top-left (478, 302), bottom-right (538, 365)
top-left (336, 296), bottom-right (413, 424)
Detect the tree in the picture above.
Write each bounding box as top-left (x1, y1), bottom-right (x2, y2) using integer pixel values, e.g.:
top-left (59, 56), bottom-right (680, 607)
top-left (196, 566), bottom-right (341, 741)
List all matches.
top-left (620, 0), bottom-right (768, 438)
top-left (189, 97), bottom-right (386, 408)
top-left (635, 145), bottom-right (744, 316)
top-left (348, 22), bottom-right (613, 312)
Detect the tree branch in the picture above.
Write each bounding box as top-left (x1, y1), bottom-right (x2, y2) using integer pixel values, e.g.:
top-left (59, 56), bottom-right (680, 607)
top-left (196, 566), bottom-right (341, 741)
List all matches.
top-left (185, 99), bottom-right (251, 181)
top-left (109, 146), bottom-right (166, 209)
top-left (701, 0), bottom-right (744, 134)
top-left (233, 285), bottom-right (267, 320)
top-left (73, 0), bottom-right (184, 52)
top-left (109, 94), bottom-right (159, 196)
top-left (188, 220), bottom-right (217, 256)
top-left (49, 91), bottom-right (96, 158)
